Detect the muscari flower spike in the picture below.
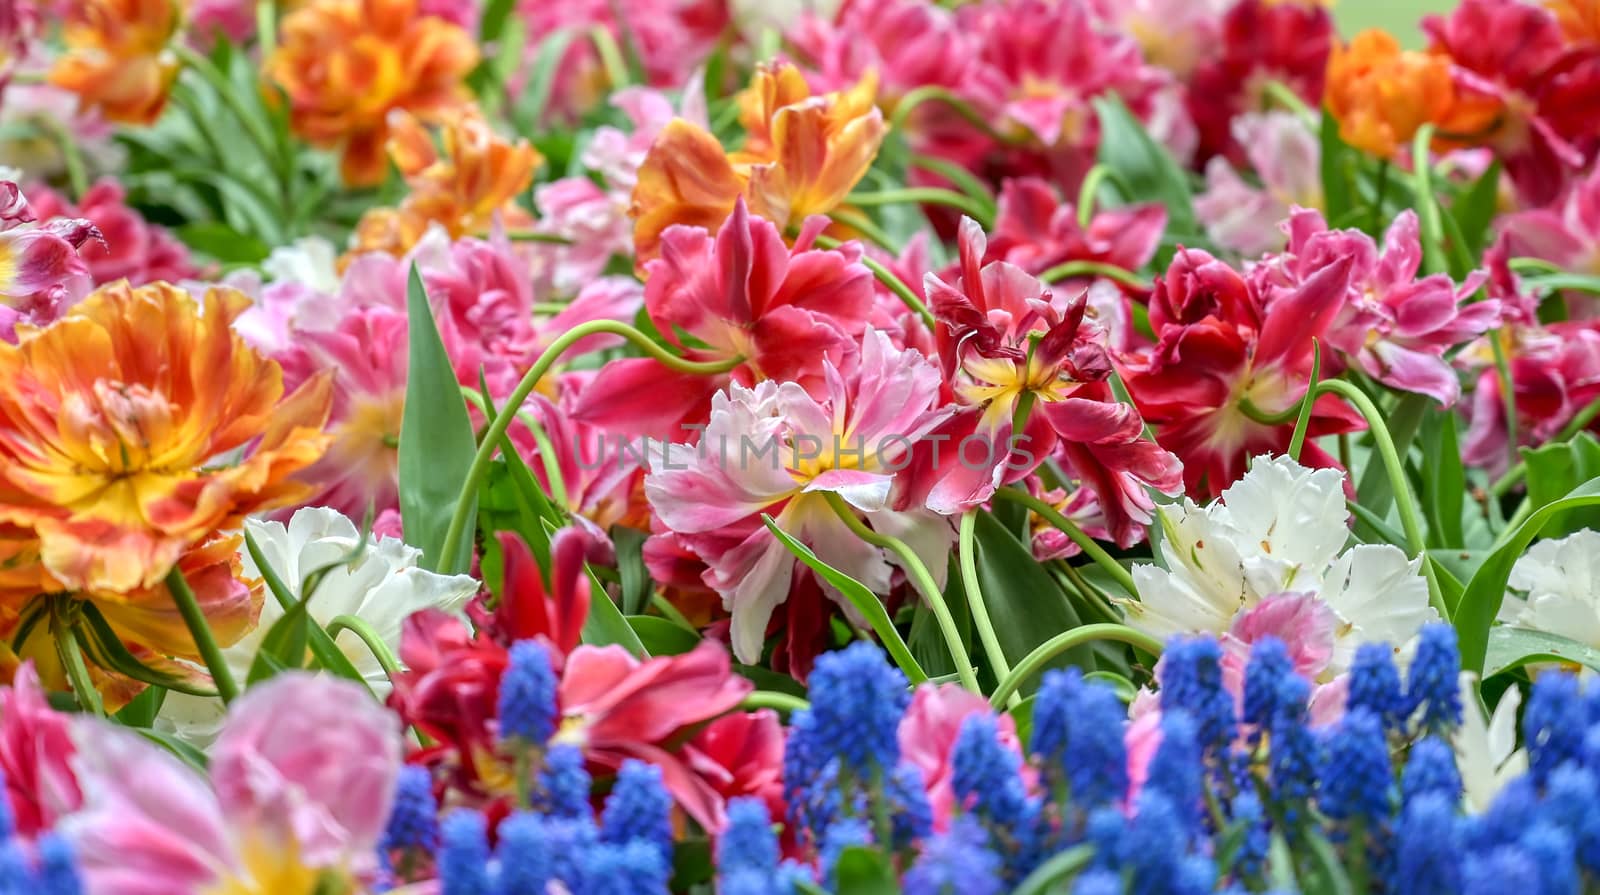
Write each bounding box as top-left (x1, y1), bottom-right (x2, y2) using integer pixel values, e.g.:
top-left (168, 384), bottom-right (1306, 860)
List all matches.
top-left (498, 639), bottom-right (559, 746)
top-left (901, 816), bottom-right (1004, 895)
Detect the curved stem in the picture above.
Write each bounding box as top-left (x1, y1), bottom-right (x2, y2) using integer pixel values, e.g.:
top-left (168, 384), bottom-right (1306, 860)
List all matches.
top-left (506, 231), bottom-right (577, 245)
top-left (1261, 79), bottom-right (1317, 126)
top-left (460, 387), bottom-right (572, 510)
top-left (890, 85), bottom-right (1010, 143)
top-left (909, 153), bottom-right (997, 209)
top-left (437, 321), bottom-right (743, 575)
top-left (1075, 164), bottom-right (1115, 229)
top-left (1287, 340), bottom-right (1323, 461)
top-left (825, 209), bottom-right (899, 254)
top-left (54, 617), bottom-right (104, 717)
top-left (1316, 380), bottom-right (1425, 555)
top-left (740, 690), bottom-right (809, 714)
top-left (822, 493), bottom-right (980, 693)
top-left (991, 488), bottom-right (1137, 596)
top-left (847, 187), bottom-right (994, 228)
top-left (959, 511), bottom-right (1017, 707)
top-left (989, 623), bottom-right (1164, 708)
top-left (1238, 396), bottom-right (1302, 426)
top-left (814, 235), bottom-right (936, 329)
top-left (325, 614), bottom-right (403, 680)
top-left (1037, 260), bottom-right (1151, 291)
top-left (168, 566), bottom-right (240, 703)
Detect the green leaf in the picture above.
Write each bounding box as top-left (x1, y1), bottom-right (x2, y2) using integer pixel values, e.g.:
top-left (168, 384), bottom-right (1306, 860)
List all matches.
top-left (1012, 844), bottom-right (1094, 895)
top-left (1300, 831), bottom-right (1355, 895)
top-left (246, 591), bottom-right (313, 686)
top-left (1520, 432), bottom-right (1600, 537)
top-left (398, 267), bottom-right (479, 572)
top-left (970, 512), bottom-right (1091, 695)
top-left (176, 222), bottom-right (269, 264)
top-left (1452, 160), bottom-right (1501, 260)
top-left (114, 684), bottom-right (166, 727)
top-left (1456, 476), bottom-right (1600, 672)
top-left (627, 615), bottom-right (700, 656)
top-left (137, 728), bottom-right (209, 772)
top-left (1352, 391), bottom-right (1429, 543)
top-left (1420, 408), bottom-right (1467, 548)
top-left (614, 526), bottom-right (652, 615)
top-left (76, 604), bottom-right (217, 697)
top-left (831, 846), bottom-right (900, 895)
top-left (580, 565), bottom-right (647, 657)
top-left (1485, 626), bottom-right (1600, 678)
top-left (764, 514), bottom-right (928, 684)
top-left (1319, 110), bottom-right (1356, 224)
top-left (1008, 694), bottom-right (1036, 744)
top-left (1092, 96), bottom-right (1198, 255)
top-left (733, 663), bottom-right (808, 698)
top-left (514, 28), bottom-right (580, 135)
top-left (479, 0), bottom-right (515, 41)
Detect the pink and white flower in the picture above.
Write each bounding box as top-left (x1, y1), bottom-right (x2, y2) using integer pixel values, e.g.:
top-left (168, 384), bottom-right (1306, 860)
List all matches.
top-left (1194, 112), bottom-right (1322, 258)
top-left (644, 330), bottom-right (953, 665)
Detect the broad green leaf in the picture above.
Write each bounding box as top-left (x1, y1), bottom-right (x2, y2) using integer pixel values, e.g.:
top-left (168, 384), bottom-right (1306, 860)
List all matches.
top-left (764, 515), bottom-right (928, 684)
top-left (514, 28), bottom-right (580, 135)
top-left (398, 267), bottom-right (478, 572)
top-left (1521, 432), bottom-right (1600, 537)
top-left (114, 685), bottom-right (166, 728)
top-left (1093, 96), bottom-right (1198, 253)
top-left (479, 0), bottom-right (515, 41)
top-left (246, 590), bottom-right (313, 686)
top-left (733, 663), bottom-right (808, 698)
top-left (1008, 694), bottom-right (1036, 744)
top-left (1319, 110), bottom-right (1356, 225)
top-left (614, 526), bottom-right (652, 615)
top-left (831, 847), bottom-right (900, 895)
top-left (627, 615), bottom-right (700, 656)
top-left (1456, 476), bottom-right (1600, 672)
top-left (1452, 160), bottom-right (1501, 259)
top-left (1485, 626), bottom-right (1600, 678)
top-left (581, 565), bottom-right (647, 657)
top-left (1012, 845), bottom-right (1094, 895)
top-left (1420, 408), bottom-right (1467, 548)
top-left (970, 512), bottom-right (1091, 695)
top-left (176, 222), bottom-right (269, 264)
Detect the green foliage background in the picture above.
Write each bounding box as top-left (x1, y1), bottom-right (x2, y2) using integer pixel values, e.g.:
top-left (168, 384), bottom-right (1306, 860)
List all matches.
top-left (1335, 0), bottom-right (1455, 46)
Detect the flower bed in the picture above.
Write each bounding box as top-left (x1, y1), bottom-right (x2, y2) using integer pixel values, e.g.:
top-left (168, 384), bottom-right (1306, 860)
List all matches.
top-left (4, 0), bottom-right (1600, 892)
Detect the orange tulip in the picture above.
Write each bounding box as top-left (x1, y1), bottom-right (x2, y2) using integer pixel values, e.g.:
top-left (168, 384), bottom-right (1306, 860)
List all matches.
top-left (1325, 29), bottom-right (1456, 158)
top-left (349, 107), bottom-right (540, 258)
top-left (267, 0), bottom-right (479, 187)
top-left (631, 63), bottom-right (887, 265)
top-left (0, 533), bottom-right (262, 708)
top-left (0, 281), bottom-right (333, 595)
top-left (1548, 0), bottom-right (1600, 43)
top-left (48, 0), bottom-right (181, 125)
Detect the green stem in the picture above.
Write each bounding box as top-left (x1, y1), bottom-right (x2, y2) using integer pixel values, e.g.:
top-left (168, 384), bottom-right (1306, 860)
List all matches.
top-left (1489, 331), bottom-right (1519, 469)
top-left (740, 690), bottom-right (809, 714)
top-left (1238, 396), bottom-right (1302, 426)
top-left (1371, 161), bottom-right (1389, 234)
top-left (649, 594), bottom-right (695, 632)
top-left (825, 209), bottom-right (900, 254)
top-left (54, 617), bottom-right (104, 716)
top-left (1316, 380), bottom-right (1425, 555)
top-left (889, 86), bottom-right (1010, 143)
top-left (1491, 394), bottom-right (1600, 496)
top-left (437, 321), bottom-right (743, 575)
top-left (42, 115), bottom-right (89, 200)
top-left (989, 623), bottom-right (1164, 708)
top-left (846, 187), bottom-right (994, 228)
top-left (1287, 340), bottom-right (1323, 461)
top-left (324, 614), bottom-right (403, 679)
top-left (992, 488), bottom-right (1138, 596)
top-left (256, 0), bottom-right (277, 60)
top-left (822, 493), bottom-right (980, 693)
top-left (588, 24), bottom-right (632, 90)
top-left (460, 386), bottom-right (572, 510)
top-left (908, 153), bottom-right (997, 210)
top-left (1075, 164), bottom-right (1116, 229)
top-left (959, 511), bottom-right (1017, 707)
top-left (1261, 79), bottom-right (1317, 126)
top-left (1411, 124), bottom-right (1447, 276)
top-left (1037, 260), bottom-right (1151, 291)
top-left (814, 235), bottom-right (935, 328)
top-left (505, 231), bottom-right (577, 245)
top-left (1507, 256), bottom-right (1565, 276)
top-left (168, 566), bottom-right (240, 703)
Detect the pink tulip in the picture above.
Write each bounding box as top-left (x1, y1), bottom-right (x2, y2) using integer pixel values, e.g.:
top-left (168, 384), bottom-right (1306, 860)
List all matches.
top-left (64, 674), bottom-right (403, 895)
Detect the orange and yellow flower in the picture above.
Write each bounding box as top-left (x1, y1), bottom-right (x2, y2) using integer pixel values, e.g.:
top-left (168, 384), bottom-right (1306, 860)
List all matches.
top-left (0, 280), bottom-right (333, 596)
top-left (631, 62), bottom-right (887, 265)
top-left (48, 0), bottom-right (182, 125)
top-left (0, 533), bottom-right (262, 708)
top-left (267, 0), bottom-right (479, 187)
top-left (1547, 0), bottom-right (1600, 43)
top-left (1325, 29), bottom-right (1456, 159)
top-left (348, 106), bottom-right (541, 258)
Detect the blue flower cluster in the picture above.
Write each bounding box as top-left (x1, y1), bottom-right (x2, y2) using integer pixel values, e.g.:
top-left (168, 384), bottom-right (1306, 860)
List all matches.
top-left (388, 624), bottom-right (1600, 894)
top-left (0, 772), bottom-right (83, 895)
